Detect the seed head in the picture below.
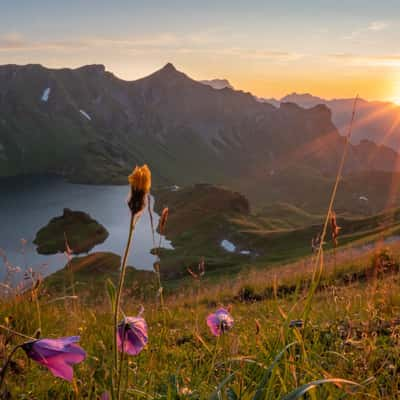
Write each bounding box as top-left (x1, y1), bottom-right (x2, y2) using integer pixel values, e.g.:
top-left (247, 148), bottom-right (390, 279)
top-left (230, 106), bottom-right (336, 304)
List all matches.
top-left (127, 165), bottom-right (152, 215)
top-left (330, 211), bottom-right (341, 246)
top-left (128, 164), bottom-right (151, 193)
top-left (158, 207), bottom-right (169, 234)
top-left (255, 319), bottom-right (261, 335)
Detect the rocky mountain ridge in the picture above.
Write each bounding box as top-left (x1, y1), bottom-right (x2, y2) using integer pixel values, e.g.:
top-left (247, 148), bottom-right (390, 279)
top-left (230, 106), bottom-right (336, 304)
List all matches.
top-left (1, 63), bottom-right (399, 210)
top-left (262, 92), bottom-right (400, 152)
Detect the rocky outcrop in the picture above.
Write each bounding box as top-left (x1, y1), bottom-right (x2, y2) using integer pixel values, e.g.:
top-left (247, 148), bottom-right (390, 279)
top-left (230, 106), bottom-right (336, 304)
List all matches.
top-left (33, 208), bottom-right (109, 255)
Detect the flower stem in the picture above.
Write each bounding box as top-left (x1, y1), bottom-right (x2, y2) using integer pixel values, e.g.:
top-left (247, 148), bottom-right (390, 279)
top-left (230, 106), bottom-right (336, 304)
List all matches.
top-left (156, 269), bottom-right (166, 327)
top-left (207, 334), bottom-right (221, 384)
top-left (116, 327), bottom-right (126, 400)
top-left (0, 344), bottom-right (21, 391)
top-left (0, 326), bottom-right (34, 391)
top-left (0, 325), bottom-right (35, 341)
top-left (303, 95), bottom-right (358, 322)
top-left (27, 270), bottom-right (41, 333)
top-left (68, 261), bottom-right (77, 314)
top-left (34, 294), bottom-right (42, 333)
top-left (155, 214), bottom-right (166, 328)
top-left (113, 213), bottom-right (136, 396)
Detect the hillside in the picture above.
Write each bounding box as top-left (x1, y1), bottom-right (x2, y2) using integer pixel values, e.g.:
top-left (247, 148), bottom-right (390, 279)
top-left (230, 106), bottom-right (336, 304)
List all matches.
top-left (43, 252), bottom-right (154, 302)
top-left (270, 93), bottom-right (400, 152)
top-left (4, 216), bottom-right (400, 398)
top-left (1, 63), bottom-right (400, 213)
top-left (153, 184), bottom-right (400, 279)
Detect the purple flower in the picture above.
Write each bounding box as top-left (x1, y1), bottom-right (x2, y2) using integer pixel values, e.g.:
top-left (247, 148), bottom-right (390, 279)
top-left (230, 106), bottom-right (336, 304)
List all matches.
top-left (207, 308), bottom-right (234, 336)
top-left (117, 316), bottom-right (148, 355)
top-left (100, 391), bottom-right (111, 400)
top-left (21, 336), bottom-right (86, 381)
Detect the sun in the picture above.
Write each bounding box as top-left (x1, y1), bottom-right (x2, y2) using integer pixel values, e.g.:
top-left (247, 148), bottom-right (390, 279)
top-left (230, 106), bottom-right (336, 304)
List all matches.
top-left (390, 97), bottom-right (400, 105)
top-left (389, 80), bottom-right (400, 105)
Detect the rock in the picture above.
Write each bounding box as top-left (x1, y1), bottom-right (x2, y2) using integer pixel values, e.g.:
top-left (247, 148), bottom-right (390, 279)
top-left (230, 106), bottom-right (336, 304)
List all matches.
top-left (33, 208), bottom-right (108, 255)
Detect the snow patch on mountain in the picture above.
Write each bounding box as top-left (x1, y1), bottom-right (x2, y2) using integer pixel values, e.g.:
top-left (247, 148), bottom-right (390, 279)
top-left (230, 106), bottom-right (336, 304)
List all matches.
top-left (200, 79), bottom-right (234, 90)
top-left (220, 239), bottom-right (236, 252)
top-left (41, 88), bottom-right (51, 102)
top-left (79, 110), bottom-right (92, 120)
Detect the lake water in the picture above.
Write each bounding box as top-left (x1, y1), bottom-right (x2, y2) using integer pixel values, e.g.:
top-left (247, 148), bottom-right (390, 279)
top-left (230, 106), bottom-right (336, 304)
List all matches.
top-left (0, 176), bottom-right (172, 280)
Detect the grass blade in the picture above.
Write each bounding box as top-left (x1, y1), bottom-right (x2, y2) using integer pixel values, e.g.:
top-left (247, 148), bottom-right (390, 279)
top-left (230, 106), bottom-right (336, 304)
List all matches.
top-left (210, 371), bottom-right (237, 400)
top-left (106, 278), bottom-right (116, 313)
top-left (252, 341), bottom-right (298, 400)
top-left (281, 378), bottom-right (360, 400)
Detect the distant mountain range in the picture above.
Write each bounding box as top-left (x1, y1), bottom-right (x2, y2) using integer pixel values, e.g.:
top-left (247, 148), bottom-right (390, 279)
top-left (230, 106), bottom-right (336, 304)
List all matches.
top-left (261, 92), bottom-right (400, 152)
top-left (1, 63), bottom-right (400, 212)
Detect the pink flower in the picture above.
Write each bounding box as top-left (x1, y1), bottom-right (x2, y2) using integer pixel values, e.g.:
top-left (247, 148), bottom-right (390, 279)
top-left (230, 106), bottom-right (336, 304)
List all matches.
top-left (21, 336), bottom-right (86, 381)
top-left (117, 316), bottom-right (148, 355)
top-left (207, 308), bottom-right (234, 336)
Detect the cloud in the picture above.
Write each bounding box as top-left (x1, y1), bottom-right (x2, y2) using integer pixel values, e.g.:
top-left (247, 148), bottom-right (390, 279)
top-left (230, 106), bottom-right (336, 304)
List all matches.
top-left (343, 30), bottom-right (361, 40)
top-left (0, 32), bottom-right (178, 52)
top-left (368, 21), bottom-right (389, 31)
top-left (170, 47), bottom-right (303, 63)
top-left (221, 48), bottom-right (304, 62)
top-left (0, 32), bottom-right (302, 65)
top-left (88, 33), bottom-right (181, 49)
top-left (0, 33), bottom-right (90, 52)
top-left (329, 53), bottom-right (400, 67)
top-left (343, 20), bottom-right (389, 41)
top-left (0, 29), bottom-right (230, 53)
top-left (0, 33), bottom-right (29, 50)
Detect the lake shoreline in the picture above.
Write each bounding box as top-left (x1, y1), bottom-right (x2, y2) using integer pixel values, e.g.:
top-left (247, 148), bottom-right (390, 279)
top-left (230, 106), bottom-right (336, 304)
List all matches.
top-left (0, 175), bottom-right (172, 280)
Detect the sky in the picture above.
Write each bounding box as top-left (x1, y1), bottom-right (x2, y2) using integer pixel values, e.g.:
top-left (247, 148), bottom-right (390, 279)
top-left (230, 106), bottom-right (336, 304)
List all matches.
top-left (1, 0), bottom-right (400, 102)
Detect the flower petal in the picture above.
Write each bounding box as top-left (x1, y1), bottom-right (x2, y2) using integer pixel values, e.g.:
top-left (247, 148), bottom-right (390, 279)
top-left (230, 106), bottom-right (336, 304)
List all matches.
top-left (206, 313), bottom-right (221, 336)
top-left (42, 354), bottom-right (75, 381)
top-left (23, 337), bottom-right (86, 381)
top-left (34, 336), bottom-right (81, 351)
top-left (37, 345), bottom-right (86, 381)
top-left (117, 317), bottom-right (148, 355)
top-left (207, 308), bottom-right (234, 336)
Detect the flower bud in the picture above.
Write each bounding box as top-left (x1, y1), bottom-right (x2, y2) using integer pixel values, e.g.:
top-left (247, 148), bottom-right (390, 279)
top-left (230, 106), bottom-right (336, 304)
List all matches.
top-left (127, 165), bottom-right (151, 216)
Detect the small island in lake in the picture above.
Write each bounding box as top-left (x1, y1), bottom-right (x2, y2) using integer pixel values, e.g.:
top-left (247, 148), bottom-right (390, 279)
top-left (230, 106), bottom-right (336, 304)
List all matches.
top-left (34, 208), bottom-right (109, 255)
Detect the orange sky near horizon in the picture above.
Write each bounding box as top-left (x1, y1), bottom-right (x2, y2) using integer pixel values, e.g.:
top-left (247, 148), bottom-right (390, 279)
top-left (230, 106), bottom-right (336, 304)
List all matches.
top-left (110, 59), bottom-right (400, 103)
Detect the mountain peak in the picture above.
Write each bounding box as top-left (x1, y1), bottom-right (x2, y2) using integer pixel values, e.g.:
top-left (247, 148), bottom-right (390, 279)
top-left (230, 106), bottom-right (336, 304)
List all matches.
top-left (139, 62), bottom-right (192, 85)
top-left (149, 63), bottom-right (185, 79)
top-left (160, 62), bottom-right (177, 72)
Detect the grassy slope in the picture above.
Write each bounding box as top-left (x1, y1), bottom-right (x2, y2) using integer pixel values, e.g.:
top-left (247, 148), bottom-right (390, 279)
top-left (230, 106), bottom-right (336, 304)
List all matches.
top-left (1, 239), bottom-right (400, 398)
top-left (2, 185), bottom-right (400, 398)
top-left (153, 184), bottom-right (400, 281)
top-left (43, 252), bottom-right (155, 302)
top-left (236, 166), bottom-right (400, 215)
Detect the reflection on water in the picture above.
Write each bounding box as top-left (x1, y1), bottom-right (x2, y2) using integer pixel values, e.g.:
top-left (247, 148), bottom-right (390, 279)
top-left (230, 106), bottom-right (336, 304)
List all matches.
top-left (0, 176), bottom-right (172, 279)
